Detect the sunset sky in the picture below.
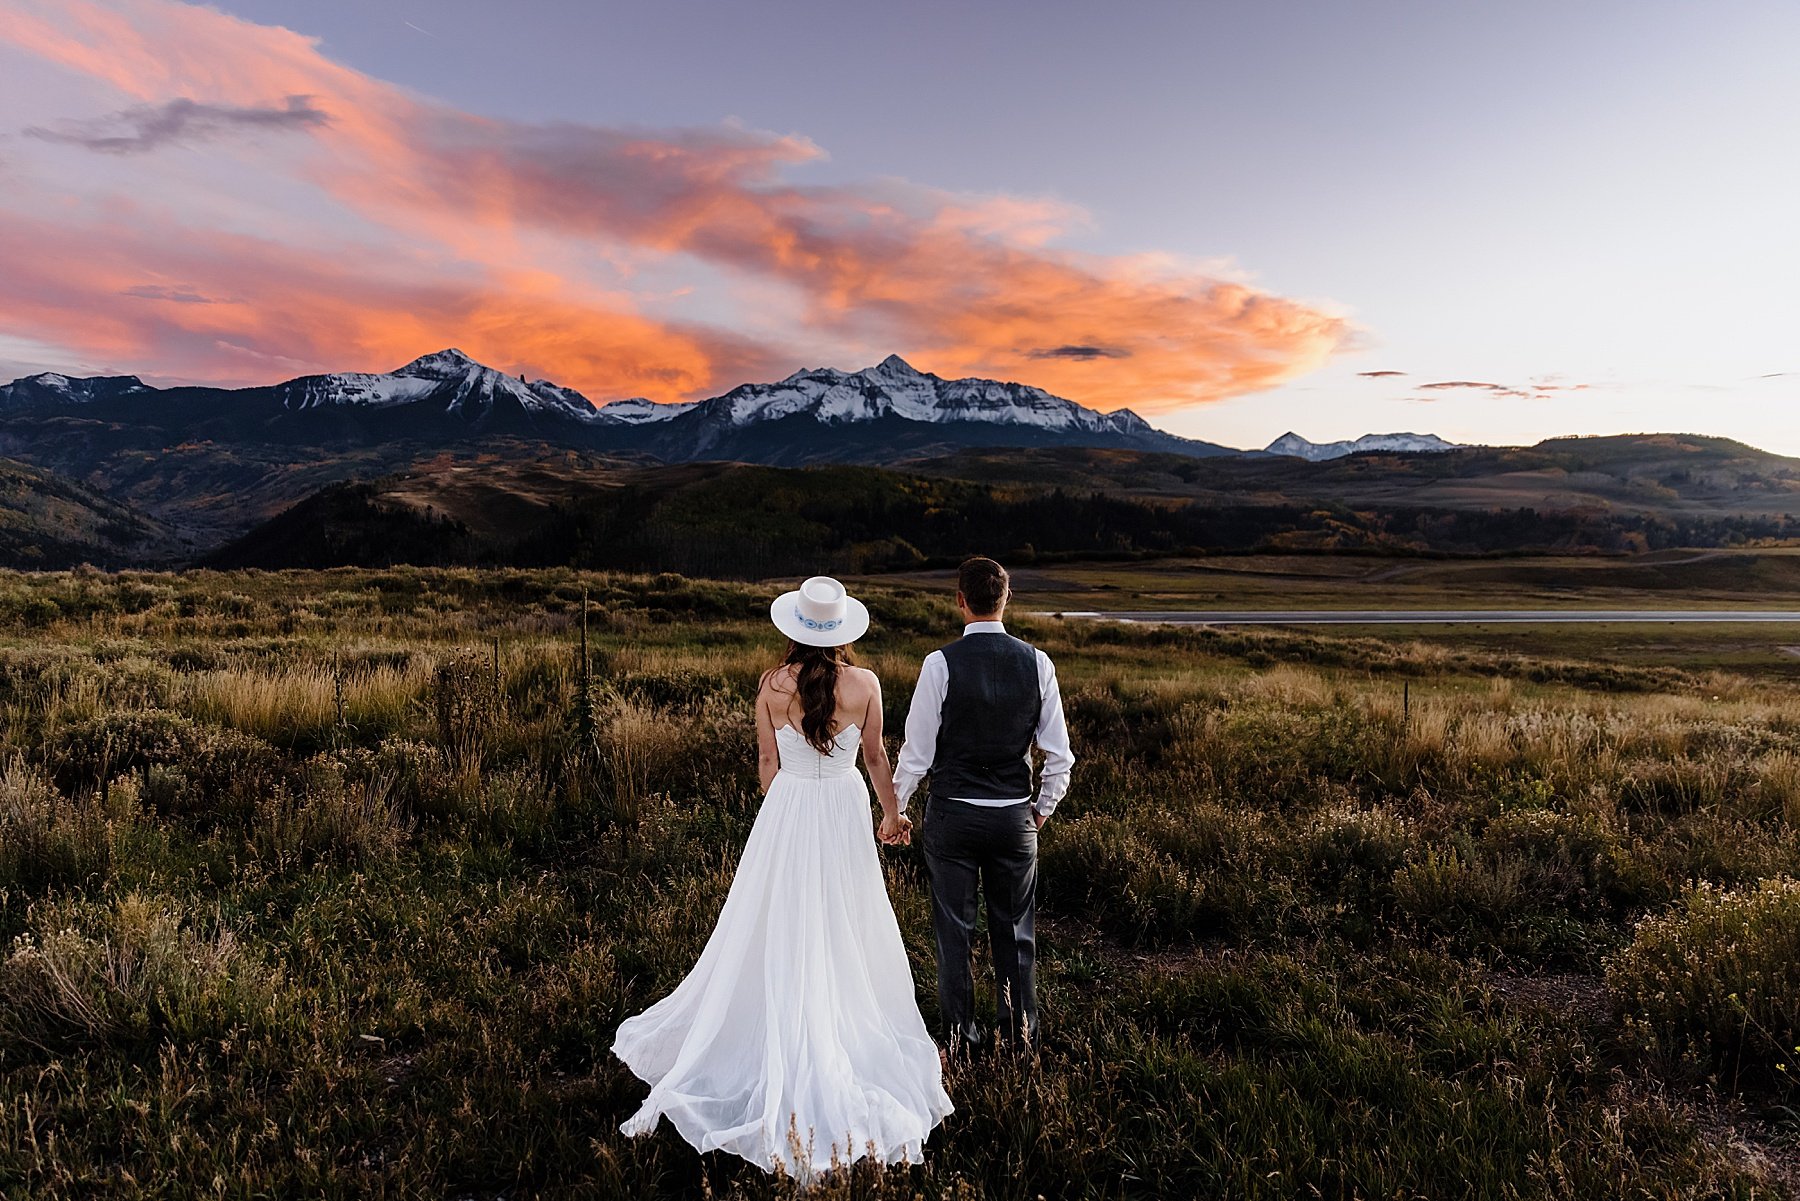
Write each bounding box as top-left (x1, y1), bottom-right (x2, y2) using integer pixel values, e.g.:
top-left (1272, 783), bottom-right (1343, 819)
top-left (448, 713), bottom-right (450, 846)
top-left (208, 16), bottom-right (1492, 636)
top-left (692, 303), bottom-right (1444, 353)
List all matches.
top-left (2, 0), bottom-right (1796, 451)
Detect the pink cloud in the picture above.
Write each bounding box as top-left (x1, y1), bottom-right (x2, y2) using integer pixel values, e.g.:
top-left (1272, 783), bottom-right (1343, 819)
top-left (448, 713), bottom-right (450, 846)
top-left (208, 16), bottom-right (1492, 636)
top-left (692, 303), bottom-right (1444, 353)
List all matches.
top-left (1, 0), bottom-right (1351, 410)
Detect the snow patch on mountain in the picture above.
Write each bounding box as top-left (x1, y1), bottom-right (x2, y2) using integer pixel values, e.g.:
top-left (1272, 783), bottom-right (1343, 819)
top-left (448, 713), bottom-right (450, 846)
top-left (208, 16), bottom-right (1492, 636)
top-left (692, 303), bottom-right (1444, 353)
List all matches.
top-left (1265, 431), bottom-right (1461, 461)
top-left (597, 397), bottom-right (698, 424)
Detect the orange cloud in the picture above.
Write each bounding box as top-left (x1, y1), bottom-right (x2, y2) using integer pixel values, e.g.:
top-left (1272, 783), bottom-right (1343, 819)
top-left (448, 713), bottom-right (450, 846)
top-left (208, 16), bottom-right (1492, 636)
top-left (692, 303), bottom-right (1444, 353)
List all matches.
top-left (1, 0), bottom-right (1351, 412)
top-left (0, 207), bottom-right (787, 397)
top-left (370, 128), bottom-right (1347, 408)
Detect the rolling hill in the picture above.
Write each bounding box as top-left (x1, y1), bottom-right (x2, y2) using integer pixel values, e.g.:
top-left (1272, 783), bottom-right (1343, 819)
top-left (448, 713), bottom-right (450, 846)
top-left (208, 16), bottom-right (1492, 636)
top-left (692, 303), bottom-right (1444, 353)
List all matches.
top-left (916, 436), bottom-right (1800, 521)
top-left (203, 441), bottom-right (1800, 576)
top-left (0, 456), bottom-right (180, 568)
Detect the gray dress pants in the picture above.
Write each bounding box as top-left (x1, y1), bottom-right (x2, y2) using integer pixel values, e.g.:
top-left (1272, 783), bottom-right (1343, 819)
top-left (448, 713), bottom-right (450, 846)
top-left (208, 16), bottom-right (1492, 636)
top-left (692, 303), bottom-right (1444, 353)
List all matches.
top-left (921, 795), bottom-right (1039, 1052)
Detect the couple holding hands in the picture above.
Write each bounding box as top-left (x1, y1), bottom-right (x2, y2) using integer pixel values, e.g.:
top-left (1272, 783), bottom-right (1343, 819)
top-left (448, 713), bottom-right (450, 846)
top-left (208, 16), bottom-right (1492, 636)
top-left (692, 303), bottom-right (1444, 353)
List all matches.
top-left (613, 556), bottom-right (1073, 1178)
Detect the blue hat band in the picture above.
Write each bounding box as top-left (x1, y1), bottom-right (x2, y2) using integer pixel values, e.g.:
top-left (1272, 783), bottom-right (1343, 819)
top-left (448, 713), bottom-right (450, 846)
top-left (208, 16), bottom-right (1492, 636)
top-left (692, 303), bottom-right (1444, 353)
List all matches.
top-left (795, 605), bottom-right (843, 632)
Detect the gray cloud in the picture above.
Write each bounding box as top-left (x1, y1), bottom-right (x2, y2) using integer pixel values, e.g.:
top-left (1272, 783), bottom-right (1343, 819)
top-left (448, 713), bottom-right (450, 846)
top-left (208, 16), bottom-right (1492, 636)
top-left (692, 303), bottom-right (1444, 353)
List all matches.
top-left (1418, 380), bottom-right (1509, 391)
top-left (1025, 344), bottom-right (1130, 361)
top-left (26, 95), bottom-right (328, 155)
top-left (1357, 369), bottom-right (1406, 377)
top-left (1414, 378), bottom-right (1595, 402)
top-left (1413, 380), bottom-right (1531, 400)
top-left (120, 283), bottom-right (225, 304)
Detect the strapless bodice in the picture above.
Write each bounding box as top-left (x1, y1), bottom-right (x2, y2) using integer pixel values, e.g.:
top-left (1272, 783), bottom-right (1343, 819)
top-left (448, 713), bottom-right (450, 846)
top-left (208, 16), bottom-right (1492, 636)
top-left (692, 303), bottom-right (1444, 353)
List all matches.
top-left (776, 723), bottom-right (863, 780)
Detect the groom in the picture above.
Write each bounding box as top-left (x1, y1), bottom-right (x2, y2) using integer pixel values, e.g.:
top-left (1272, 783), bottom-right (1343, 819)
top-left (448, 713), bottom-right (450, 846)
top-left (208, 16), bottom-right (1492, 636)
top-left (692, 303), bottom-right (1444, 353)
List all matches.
top-left (894, 557), bottom-right (1074, 1056)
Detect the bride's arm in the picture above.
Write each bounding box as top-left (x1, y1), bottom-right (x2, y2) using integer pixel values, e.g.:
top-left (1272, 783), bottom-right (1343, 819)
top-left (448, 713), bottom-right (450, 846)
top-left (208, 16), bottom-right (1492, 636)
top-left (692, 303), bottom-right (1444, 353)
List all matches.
top-left (859, 675), bottom-right (905, 831)
top-left (755, 683), bottom-right (780, 794)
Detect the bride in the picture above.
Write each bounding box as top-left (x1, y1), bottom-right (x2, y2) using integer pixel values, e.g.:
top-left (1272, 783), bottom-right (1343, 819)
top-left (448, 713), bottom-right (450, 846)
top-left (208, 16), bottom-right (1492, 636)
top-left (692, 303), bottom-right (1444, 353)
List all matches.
top-left (613, 576), bottom-right (953, 1178)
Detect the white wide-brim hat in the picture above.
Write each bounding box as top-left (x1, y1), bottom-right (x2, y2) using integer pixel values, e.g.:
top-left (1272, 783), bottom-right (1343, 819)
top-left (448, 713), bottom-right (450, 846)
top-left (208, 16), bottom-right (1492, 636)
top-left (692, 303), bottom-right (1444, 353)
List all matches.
top-left (770, 575), bottom-right (870, 647)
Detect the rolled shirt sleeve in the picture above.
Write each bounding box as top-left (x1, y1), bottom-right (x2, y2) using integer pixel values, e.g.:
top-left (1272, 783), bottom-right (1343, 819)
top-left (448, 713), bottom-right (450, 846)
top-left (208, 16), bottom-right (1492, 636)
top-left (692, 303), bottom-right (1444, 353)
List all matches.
top-left (1032, 650), bottom-right (1075, 817)
top-left (893, 651), bottom-right (947, 814)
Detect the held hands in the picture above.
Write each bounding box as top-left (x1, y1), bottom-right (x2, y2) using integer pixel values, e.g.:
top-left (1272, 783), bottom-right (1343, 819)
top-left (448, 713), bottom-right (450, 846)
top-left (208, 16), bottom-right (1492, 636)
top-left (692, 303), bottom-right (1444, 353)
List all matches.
top-left (878, 811), bottom-right (913, 847)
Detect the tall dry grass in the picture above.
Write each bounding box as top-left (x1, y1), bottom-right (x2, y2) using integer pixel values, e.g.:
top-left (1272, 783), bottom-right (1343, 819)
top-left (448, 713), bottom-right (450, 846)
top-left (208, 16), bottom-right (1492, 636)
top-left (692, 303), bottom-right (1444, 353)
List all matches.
top-left (250, 760), bottom-right (408, 865)
top-left (184, 660), bottom-right (429, 746)
top-left (1610, 877), bottom-right (1800, 1083)
top-left (2, 567), bottom-right (1797, 1197)
top-left (0, 758), bottom-right (120, 891)
top-left (0, 893), bottom-right (279, 1052)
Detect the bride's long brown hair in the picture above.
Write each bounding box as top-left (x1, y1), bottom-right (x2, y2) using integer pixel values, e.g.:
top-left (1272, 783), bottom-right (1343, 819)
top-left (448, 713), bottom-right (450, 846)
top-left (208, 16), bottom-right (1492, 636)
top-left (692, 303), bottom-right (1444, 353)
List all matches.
top-left (762, 640), bottom-right (856, 754)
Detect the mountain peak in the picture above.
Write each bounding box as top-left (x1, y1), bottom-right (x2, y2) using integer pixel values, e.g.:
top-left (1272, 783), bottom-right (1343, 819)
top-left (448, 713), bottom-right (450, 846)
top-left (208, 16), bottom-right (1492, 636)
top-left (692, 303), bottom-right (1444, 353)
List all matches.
top-left (871, 354), bottom-right (921, 376)
top-left (1106, 406), bottom-right (1154, 432)
top-left (278, 348), bottom-right (610, 422)
top-left (396, 348), bottom-right (483, 378)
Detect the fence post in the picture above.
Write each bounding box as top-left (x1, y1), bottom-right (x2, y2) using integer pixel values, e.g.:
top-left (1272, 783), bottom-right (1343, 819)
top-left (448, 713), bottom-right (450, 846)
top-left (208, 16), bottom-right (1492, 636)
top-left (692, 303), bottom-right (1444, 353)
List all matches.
top-left (333, 650), bottom-right (346, 743)
top-left (578, 585), bottom-right (592, 738)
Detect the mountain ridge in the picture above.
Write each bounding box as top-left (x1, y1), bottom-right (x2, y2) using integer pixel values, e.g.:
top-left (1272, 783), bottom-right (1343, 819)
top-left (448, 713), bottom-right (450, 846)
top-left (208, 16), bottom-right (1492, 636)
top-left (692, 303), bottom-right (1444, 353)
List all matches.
top-left (0, 348), bottom-right (1462, 463)
top-left (0, 372), bottom-right (153, 409)
top-left (0, 349), bottom-right (1237, 470)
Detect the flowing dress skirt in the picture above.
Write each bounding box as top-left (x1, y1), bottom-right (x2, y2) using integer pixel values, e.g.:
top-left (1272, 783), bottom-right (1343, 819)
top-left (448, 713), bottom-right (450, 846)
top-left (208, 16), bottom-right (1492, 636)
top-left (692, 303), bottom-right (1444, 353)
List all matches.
top-left (613, 763), bottom-right (952, 1177)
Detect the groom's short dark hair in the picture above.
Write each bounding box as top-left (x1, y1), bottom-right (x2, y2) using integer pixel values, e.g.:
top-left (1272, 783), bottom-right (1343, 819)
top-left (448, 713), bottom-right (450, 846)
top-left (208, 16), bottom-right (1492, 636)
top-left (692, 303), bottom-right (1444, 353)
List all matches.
top-left (958, 557), bottom-right (1009, 615)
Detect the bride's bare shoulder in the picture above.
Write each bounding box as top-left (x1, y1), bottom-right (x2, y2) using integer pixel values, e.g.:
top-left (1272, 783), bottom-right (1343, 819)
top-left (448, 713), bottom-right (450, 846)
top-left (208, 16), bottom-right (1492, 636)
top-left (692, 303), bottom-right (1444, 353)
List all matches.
top-left (758, 663), bottom-right (798, 695)
top-left (842, 666), bottom-right (884, 706)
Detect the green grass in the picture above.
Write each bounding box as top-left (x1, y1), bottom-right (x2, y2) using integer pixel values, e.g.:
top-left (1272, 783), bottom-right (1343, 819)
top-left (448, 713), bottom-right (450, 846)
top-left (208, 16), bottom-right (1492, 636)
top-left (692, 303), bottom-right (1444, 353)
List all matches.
top-left (872, 548), bottom-right (1800, 612)
top-left (1, 565), bottom-right (1798, 1197)
top-left (862, 549), bottom-right (1800, 678)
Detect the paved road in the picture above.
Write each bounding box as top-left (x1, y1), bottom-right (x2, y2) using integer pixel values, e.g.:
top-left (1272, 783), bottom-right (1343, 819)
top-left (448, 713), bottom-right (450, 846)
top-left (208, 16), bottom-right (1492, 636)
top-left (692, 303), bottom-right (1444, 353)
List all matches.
top-left (1053, 609), bottom-right (1800, 625)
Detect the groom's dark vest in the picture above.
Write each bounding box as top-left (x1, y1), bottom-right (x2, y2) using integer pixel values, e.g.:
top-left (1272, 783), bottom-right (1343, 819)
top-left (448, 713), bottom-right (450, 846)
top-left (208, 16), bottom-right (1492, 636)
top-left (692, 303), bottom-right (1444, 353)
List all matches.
top-left (931, 632), bottom-right (1042, 800)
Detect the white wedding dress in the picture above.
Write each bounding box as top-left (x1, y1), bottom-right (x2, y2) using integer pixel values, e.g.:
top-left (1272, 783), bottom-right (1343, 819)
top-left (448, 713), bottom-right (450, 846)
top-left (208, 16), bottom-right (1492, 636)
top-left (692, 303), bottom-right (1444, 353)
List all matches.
top-left (613, 722), bottom-right (953, 1177)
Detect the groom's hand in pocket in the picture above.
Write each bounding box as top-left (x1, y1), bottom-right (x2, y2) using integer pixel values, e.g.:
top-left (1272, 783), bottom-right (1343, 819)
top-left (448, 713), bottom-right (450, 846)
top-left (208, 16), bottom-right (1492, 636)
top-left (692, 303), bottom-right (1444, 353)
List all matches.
top-left (1032, 809), bottom-right (1047, 831)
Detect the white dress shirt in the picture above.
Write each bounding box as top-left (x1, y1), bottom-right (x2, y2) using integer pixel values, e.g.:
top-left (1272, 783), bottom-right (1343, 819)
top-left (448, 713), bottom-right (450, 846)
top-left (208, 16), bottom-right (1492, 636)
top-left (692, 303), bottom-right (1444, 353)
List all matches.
top-left (894, 620), bottom-right (1074, 819)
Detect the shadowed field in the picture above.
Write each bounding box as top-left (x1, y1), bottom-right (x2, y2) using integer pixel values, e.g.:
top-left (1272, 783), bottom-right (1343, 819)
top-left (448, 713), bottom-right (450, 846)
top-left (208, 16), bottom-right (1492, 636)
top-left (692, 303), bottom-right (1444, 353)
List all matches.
top-left (872, 549), bottom-right (1800, 681)
top-left (2, 567), bottom-right (1799, 1198)
top-left (875, 548), bottom-right (1800, 611)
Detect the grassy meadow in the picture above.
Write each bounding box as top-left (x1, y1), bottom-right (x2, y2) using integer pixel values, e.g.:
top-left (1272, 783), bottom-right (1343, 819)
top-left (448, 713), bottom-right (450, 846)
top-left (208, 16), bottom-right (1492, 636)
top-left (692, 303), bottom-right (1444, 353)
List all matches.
top-left (3, 565), bottom-right (1800, 1197)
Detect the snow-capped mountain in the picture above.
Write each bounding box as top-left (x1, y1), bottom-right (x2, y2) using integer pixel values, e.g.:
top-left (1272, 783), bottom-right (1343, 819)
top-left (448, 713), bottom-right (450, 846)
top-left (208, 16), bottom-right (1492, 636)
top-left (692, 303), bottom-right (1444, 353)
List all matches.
top-left (598, 396), bottom-right (698, 424)
top-left (698, 354), bottom-right (1157, 435)
top-left (0, 372), bottom-right (150, 409)
top-left (1265, 431), bottom-right (1461, 461)
top-left (0, 348), bottom-right (1227, 460)
top-left (274, 348), bottom-right (609, 424)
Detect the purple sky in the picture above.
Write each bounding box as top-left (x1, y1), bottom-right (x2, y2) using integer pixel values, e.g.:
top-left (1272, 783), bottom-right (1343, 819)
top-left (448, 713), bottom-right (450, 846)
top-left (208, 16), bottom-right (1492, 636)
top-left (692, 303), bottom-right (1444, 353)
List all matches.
top-left (3, 0), bottom-right (1797, 450)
